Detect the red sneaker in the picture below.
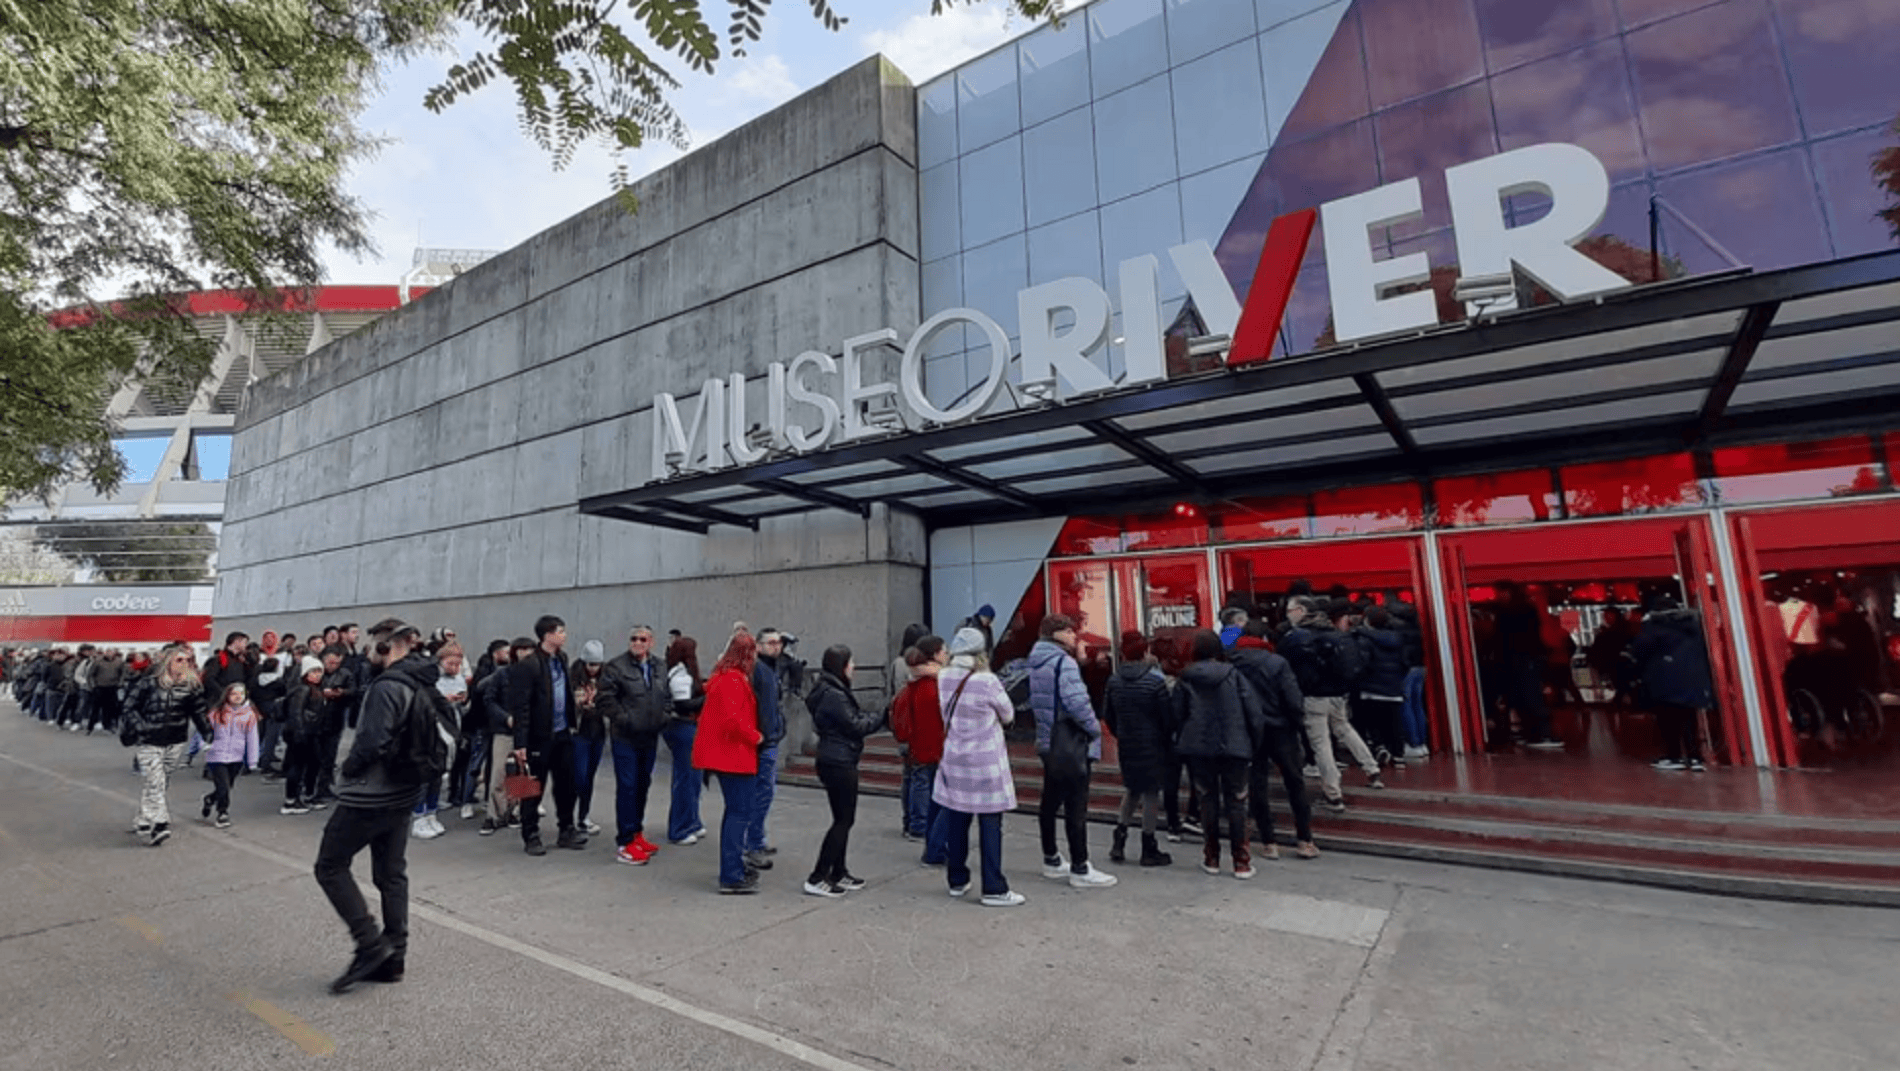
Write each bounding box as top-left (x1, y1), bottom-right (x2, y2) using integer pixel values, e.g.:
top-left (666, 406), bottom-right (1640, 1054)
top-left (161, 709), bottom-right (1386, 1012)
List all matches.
top-left (631, 833), bottom-right (659, 856)
top-left (615, 842), bottom-right (651, 866)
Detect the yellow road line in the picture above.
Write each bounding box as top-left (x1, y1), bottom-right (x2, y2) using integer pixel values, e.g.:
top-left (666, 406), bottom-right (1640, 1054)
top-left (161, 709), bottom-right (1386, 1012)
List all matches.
top-left (117, 916), bottom-right (163, 945)
top-left (228, 990), bottom-right (336, 1057)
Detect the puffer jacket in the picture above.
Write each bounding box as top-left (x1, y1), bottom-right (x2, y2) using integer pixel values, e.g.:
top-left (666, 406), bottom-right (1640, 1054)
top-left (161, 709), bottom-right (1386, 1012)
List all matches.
top-left (1029, 640), bottom-right (1101, 760)
top-left (600, 651), bottom-right (670, 742)
top-left (1354, 625), bottom-right (1407, 699)
top-left (809, 671), bottom-right (884, 767)
top-left (1101, 661), bottom-right (1173, 794)
top-left (123, 674), bottom-right (211, 747)
top-left (1628, 609), bottom-right (1714, 709)
top-left (1228, 638), bottom-right (1303, 731)
top-left (1170, 660), bottom-right (1265, 761)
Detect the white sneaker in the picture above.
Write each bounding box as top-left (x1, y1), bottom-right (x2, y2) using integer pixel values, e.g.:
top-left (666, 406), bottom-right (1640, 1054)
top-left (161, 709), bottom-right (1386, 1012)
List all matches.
top-left (581, 819), bottom-right (602, 836)
top-left (802, 880), bottom-right (844, 898)
top-left (1403, 745), bottom-right (1430, 761)
top-left (459, 804), bottom-right (475, 820)
top-left (1301, 764), bottom-right (1320, 779)
top-left (1068, 863), bottom-right (1118, 889)
top-left (671, 831), bottom-right (702, 846)
top-left (427, 814), bottom-right (447, 836)
top-left (981, 890), bottom-right (1026, 907)
top-left (948, 883), bottom-right (971, 898)
top-left (412, 817), bottom-right (440, 840)
top-left (1040, 856), bottom-right (1070, 881)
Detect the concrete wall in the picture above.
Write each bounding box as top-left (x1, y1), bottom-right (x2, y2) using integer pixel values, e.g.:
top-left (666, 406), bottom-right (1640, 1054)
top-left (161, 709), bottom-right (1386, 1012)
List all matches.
top-left (215, 57), bottom-right (927, 675)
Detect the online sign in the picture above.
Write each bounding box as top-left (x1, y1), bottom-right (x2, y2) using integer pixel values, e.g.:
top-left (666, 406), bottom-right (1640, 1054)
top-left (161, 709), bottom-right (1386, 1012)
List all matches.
top-left (650, 143), bottom-right (1628, 483)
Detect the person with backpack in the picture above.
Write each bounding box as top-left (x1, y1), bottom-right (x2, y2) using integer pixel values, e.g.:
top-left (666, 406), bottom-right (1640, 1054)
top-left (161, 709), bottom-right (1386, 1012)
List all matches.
top-left (1280, 597), bottom-right (1384, 811)
top-left (1229, 620), bottom-right (1320, 860)
top-left (1171, 630), bottom-right (1267, 878)
top-left (891, 636), bottom-right (948, 865)
top-left (599, 625), bottom-right (671, 865)
top-left (280, 656), bottom-right (328, 814)
top-left (121, 645), bottom-right (212, 846)
top-left (314, 620), bottom-right (445, 993)
top-left (1101, 631), bottom-right (1174, 868)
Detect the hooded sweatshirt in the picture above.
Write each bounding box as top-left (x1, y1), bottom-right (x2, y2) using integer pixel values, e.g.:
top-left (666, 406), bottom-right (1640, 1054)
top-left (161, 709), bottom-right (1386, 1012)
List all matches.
top-left (1171, 660), bottom-right (1265, 761)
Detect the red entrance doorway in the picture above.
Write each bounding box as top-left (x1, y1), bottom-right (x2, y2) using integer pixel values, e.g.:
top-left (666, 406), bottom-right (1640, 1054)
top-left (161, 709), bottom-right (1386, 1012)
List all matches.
top-left (1437, 516), bottom-right (1751, 768)
top-left (1730, 499), bottom-right (1900, 771)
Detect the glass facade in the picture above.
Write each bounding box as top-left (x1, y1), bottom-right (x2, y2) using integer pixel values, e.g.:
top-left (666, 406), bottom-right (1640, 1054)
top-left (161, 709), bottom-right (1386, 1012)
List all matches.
top-left (922, 0), bottom-right (1899, 381)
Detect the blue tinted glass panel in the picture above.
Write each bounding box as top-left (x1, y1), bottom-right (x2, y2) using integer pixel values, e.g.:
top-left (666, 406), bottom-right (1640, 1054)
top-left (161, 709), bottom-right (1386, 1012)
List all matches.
top-left (1626, 0), bottom-right (1800, 172)
top-left (1089, 0), bottom-right (1170, 98)
top-left (920, 255), bottom-right (966, 355)
top-left (1172, 40), bottom-right (1270, 178)
top-left (923, 351), bottom-right (972, 410)
top-left (1359, 0), bottom-right (1484, 109)
top-left (1775, 0), bottom-right (1900, 136)
top-left (1027, 210), bottom-right (1106, 287)
top-left (1261, 1), bottom-right (1364, 145)
top-left (1166, 0), bottom-right (1258, 65)
top-left (962, 234), bottom-right (1030, 340)
top-left (918, 76), bottom-right (959, 169)
top-left (1181, 151), bottom-right (1265, 248)
top-left (1094, 76), bottom-right (1179, 204)
top-left (1490, 38), bottom-right (1645, 182)
top-left (1654, 147), bottom-right (1830, 273)
top-left (1812, 128), bottom-right (1900, 258)
top-left (1023, 106), bottom-right (1099, 227)
top-left (957, 46), bottom-right (1023, 153)
top-left (959, 135), bottom-right (1026, 248)
top-left (1619, 0), bottom-right (1719, 28)
top-left (194, 434), bottom-right (232, 481)
top-left (1019, 22), bottom-right (1092, 127)
top-left (1473, 0), bottom-right (1616, 71)
top-left (1256, 0), bottom-right (1334, 30)
top-left (919, 161), bottom-right (961, 262)
top-left (1100, 183), bottom-right (1186, 300)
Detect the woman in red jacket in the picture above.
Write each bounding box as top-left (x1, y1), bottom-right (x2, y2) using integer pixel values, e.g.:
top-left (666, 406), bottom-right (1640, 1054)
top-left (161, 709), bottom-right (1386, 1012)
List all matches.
top-left (892, 637), bottom-right (948, 864)
top-left (692, 632), bottom-right (763, 894)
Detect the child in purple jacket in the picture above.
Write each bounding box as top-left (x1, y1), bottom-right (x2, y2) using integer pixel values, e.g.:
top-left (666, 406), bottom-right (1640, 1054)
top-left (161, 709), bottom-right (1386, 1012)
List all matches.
top-left (201, 682), bottom-right (261, 828)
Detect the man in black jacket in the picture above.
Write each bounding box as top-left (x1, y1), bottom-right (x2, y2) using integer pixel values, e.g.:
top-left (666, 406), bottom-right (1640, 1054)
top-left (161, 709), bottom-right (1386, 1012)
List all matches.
top-left (202, 632), bottom-right (256, 705)
top-left (510, 615), bottom-right (584, 856)
top-left (599, 625), bottom-right (670, 864)
top-left (314, 621), bottom-right (437, 993)
top-left (1229, 621), bottom-right (1319, 859)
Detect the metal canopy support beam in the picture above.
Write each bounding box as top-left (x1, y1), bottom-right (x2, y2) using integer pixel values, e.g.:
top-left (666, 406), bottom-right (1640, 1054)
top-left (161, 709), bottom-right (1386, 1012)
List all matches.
top-left (1353, 372), bottom-right (1419, 454)
top-left (1080, 419), bottom-right (1208, 493)
top-left (599, 505), bottom-right (710, 535)
top-left (1694, 300), bottom-right (1780, 439)
top-left (895, 453), bottom-right (1042, 510)
top-left (653, 499), bottom-right (761, 531)
top-left (756, 478), bottom-right (873, 517)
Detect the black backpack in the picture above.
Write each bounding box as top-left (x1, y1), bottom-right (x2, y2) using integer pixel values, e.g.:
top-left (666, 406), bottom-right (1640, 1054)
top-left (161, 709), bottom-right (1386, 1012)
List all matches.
top-left (388, 681), bottom-right (452, 783)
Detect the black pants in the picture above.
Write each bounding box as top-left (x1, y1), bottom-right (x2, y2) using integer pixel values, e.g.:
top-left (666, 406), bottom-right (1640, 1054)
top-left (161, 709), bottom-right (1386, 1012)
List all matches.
top-left (1187, 756), bottom-right (1251, 867)
top-left (1355, 696), bottom-right (1406, 758)
top-left (1501, 657), bottom-right (1552, 741)
top-left (809, 758), bottom-right (860, 885)
top-left (283, 736), bottom-right (320, 803)
top-left (92, 689), bottom-right (121, 731)
top-left (522, 732), bottom-right (579, 842)
top-left (1655, 702), bottom-right (1702, 762)
top-left (314, 729), bottom-right (342, 799)
top-left (1250, 726), bottom-right (1314, 843)
top-left (314, 803), bottom-right (411, 957)
top-left (206, 761), bottom-right (242, 814)
top-left (1038, 758), bottom-right (1091, 871)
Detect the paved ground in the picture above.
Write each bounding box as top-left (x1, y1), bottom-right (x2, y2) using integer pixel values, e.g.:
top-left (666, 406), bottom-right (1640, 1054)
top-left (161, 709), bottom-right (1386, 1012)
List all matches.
top-left (2, 700), bottom-right (1897, 1071)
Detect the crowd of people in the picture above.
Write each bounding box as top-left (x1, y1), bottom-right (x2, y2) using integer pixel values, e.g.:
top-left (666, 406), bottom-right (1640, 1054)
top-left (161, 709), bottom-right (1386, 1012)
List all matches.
top-left (4, 589), bottom-right (1445, 993)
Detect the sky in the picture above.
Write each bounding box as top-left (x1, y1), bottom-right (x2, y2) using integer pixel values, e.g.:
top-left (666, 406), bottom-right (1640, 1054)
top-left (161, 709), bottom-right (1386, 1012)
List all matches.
top-left (321, 1), bottom-right (1044, 284)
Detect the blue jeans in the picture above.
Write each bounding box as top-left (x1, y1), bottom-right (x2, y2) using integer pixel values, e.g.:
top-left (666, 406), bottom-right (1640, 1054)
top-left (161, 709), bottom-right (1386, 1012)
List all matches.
top-left (746, 745), bottom-right (778, 853)
top-left (922, 796), bottom-right (948, 865)
top-left (904, 762), bottom-right (935, 836)
top-left (460, 730), bottom-right (492, 805)
top-left (573, 733), bottom-right (606, 824)
top-left (943, 810), bottom-right (1007, 897)
top-left (412, 776), bottom-right (440, 817)
top-left (1401, 666), bottom-right (1428, 747)
top-left (611, 737), bottom-right (658, 845)
top-left (714, 771), bottom-right (754, 886)
top-left (661, 720), bottom-right (703, 841)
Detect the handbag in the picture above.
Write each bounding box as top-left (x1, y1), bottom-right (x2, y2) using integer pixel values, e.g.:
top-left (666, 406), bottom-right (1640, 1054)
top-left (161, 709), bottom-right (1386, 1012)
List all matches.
top-left (1048, 714), bottom-right (1092, 781)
